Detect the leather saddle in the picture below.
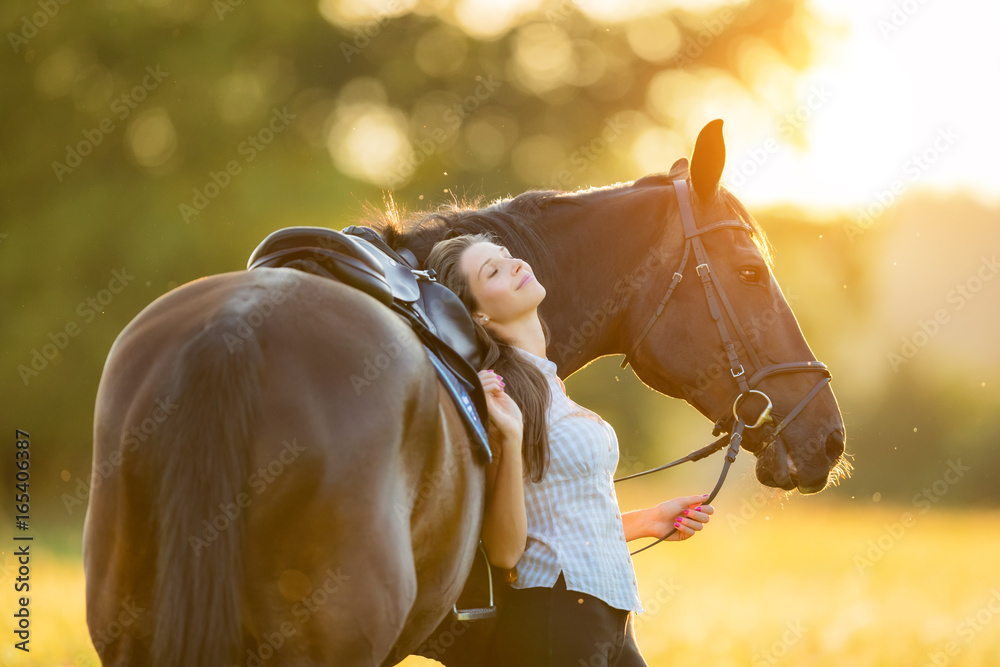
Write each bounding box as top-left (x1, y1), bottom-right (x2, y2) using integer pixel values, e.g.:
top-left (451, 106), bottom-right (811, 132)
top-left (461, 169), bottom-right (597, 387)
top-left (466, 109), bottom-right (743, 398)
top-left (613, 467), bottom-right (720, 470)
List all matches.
top-left (246, 225), bottom-right (490, 461)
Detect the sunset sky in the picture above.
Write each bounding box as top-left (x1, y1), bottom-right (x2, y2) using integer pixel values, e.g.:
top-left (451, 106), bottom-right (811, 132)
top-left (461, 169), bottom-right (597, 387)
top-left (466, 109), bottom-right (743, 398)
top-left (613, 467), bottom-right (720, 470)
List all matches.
top-left (320, 0), bottom-right (1000, 213)
top-left (723, 0), bottom-right (1000, 212)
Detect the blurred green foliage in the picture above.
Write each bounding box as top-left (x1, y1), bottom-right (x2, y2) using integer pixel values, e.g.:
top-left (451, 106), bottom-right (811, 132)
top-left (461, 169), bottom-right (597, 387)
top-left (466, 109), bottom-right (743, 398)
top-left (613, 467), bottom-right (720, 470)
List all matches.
top-left (1, 0), bottom-right (997, 525)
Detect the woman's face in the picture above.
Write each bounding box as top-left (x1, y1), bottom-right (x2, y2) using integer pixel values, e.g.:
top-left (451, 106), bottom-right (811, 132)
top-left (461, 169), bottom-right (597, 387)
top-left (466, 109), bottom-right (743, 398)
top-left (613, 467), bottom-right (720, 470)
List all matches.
top-left (459, 241), bottom-right (546, 325)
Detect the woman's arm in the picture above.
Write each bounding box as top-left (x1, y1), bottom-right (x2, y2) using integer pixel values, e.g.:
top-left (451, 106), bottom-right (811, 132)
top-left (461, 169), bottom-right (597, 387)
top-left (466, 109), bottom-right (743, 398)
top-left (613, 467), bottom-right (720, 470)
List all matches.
top-left (478, 369), bottom-right (527, 569)
top-left (622, 495), bottom-right (714, 542)
top-left (481, 432), bottom-right (526, 569)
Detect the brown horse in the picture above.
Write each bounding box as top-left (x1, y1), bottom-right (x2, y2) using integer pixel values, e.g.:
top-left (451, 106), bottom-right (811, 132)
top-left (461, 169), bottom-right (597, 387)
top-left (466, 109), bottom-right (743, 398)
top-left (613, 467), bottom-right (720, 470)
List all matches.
top-left (84, 120), bottom-right (847, 666)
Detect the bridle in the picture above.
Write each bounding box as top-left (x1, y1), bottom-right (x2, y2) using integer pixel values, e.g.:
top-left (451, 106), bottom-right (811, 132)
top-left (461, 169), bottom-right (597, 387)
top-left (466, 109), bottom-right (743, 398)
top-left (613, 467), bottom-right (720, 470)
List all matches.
top-left (616, 179), bottom-right (832, 555)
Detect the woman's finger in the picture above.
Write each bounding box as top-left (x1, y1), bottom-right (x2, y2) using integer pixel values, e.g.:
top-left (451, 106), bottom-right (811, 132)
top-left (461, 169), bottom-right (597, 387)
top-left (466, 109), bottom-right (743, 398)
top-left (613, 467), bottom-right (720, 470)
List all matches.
top-left (670, 521), bottom-right (691, 538)
top-left (480, 378), bottom-right (503, 395)
top-left (675, 517), bottom-right (702, 534)
top-left (680, 507), bottom-right (713, 523)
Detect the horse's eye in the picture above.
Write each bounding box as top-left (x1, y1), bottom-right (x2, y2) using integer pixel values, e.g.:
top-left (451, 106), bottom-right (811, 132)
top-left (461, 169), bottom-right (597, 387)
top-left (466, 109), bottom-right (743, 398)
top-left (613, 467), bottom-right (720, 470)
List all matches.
top-left (739, 268), bottom-right (760, 284)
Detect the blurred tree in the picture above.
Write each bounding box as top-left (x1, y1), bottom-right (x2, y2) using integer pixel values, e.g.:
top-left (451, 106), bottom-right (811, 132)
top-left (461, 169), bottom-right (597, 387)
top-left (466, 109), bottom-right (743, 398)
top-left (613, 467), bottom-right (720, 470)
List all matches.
top-left (2, 0), bottom-right (996, 512)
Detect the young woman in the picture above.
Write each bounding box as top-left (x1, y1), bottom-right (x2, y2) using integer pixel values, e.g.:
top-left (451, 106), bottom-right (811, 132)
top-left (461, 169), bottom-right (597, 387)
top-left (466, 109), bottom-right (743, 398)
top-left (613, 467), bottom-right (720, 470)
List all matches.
top-left (425, 232), bottom-right (714, 666)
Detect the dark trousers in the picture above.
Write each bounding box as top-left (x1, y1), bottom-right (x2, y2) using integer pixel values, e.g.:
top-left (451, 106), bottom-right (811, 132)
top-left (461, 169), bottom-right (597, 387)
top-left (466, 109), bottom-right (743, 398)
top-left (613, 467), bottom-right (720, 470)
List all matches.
top-left (492, 572), bottom-right (647, 667)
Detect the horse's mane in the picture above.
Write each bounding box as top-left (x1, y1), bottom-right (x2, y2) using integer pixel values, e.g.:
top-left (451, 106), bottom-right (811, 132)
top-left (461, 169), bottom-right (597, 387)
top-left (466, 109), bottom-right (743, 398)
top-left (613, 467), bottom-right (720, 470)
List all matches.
top-left (366, 157), bottom-right (772, 273)
top-left (719, 186), bottom-right (773, 267)
top-left (366, 190), bottom-right (569, 281)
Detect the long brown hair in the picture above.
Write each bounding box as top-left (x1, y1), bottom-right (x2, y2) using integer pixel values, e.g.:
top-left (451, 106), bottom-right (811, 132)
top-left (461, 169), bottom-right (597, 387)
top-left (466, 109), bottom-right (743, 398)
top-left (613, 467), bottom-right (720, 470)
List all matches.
top-left (425, 232), bottom-right (551, 482)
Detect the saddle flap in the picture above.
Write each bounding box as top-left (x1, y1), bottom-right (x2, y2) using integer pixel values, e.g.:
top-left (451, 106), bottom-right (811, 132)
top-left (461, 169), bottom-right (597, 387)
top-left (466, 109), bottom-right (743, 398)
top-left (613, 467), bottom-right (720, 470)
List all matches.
top-left (417, 280), bottom-right (482, 371)
top-left (342, 226), bottom-right (421, 303)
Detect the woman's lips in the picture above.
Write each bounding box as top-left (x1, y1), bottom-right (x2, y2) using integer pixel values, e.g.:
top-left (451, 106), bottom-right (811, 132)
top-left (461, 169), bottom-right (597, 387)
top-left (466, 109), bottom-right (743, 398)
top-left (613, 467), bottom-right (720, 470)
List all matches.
top-left (517, 274), bottom-right (533, 289)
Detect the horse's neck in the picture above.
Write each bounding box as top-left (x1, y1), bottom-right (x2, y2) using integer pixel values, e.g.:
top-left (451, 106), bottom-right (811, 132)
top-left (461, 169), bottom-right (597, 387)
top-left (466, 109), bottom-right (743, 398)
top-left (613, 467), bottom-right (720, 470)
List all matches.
top-left (538, 187), bottom-right (674, 377)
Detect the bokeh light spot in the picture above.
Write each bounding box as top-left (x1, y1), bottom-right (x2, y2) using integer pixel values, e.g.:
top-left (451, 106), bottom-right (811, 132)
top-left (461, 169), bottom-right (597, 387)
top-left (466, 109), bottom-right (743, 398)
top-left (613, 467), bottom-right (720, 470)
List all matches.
top-left (327, 104), bottom-right (411, 186)
top-left (414, 26), bottom-right (469, 78)
top-left (626, 14), bottom-right (682, 62)
top-left (126, 108), bottom-right (178, 168)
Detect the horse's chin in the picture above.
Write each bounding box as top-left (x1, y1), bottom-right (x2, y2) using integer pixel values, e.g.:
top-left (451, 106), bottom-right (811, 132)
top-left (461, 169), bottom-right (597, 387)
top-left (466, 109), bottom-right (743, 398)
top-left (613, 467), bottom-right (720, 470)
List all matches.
top-left (752, 437), bottom-right (828, 494)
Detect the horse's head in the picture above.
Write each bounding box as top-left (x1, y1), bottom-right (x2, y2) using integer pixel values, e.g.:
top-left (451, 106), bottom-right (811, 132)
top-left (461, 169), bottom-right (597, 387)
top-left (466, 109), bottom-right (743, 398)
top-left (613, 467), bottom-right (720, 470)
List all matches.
top-left (624, 120), bottom-right (847, 494)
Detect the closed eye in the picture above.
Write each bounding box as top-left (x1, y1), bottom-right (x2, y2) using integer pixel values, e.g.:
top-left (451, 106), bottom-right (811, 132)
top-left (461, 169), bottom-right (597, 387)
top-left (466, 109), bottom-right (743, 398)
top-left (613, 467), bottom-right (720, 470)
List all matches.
top-left (488, 250), bottom-right (513, 278)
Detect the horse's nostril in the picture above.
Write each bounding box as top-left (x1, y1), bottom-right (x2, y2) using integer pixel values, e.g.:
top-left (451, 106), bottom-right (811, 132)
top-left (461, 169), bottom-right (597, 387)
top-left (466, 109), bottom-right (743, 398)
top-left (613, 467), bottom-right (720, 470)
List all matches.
top-left (826, 429), bottom-right (845, 461)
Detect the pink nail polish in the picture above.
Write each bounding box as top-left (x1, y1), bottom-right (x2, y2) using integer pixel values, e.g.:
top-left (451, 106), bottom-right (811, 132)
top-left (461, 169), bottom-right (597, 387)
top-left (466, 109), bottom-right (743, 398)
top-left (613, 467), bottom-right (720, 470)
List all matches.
top-left (682, 510), bottom-right (689, 516)
top-left (695, 506), bottom-right (702, 511)
top-left (673, 520), bottom-right (681, 528)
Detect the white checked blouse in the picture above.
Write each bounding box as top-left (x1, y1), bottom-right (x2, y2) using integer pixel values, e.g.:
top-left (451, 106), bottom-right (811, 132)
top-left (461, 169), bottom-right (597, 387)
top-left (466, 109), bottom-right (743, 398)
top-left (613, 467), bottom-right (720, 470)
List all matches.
top-left (510, 347), bottom-right (644, 614)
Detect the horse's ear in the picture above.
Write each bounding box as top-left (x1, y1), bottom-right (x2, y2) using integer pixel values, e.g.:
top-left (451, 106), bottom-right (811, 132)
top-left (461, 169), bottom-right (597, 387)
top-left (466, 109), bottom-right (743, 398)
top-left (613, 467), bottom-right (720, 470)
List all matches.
top-left (690, 119), bottom-right (726, 201)
top-left (670, 157), bottom-right (689, 173)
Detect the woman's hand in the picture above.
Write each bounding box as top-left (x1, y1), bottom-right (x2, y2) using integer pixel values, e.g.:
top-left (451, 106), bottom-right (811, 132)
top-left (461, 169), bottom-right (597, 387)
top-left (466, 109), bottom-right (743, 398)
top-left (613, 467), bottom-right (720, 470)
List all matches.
top-left (479, 369), bottom-right (523, 453)
top-left (647, 495), bottom-right (714, 541)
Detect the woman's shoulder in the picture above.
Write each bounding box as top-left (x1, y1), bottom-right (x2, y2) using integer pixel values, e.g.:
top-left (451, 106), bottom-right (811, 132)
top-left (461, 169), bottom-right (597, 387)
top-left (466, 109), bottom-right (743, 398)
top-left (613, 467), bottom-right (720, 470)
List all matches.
top-left (510, 346), bottom-right (558, 377)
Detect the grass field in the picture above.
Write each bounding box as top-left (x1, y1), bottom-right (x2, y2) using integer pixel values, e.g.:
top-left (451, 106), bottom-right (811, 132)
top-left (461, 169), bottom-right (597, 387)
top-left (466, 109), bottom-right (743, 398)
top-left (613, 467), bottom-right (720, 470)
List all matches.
top-left (3, 497), bottom-right (999, 666)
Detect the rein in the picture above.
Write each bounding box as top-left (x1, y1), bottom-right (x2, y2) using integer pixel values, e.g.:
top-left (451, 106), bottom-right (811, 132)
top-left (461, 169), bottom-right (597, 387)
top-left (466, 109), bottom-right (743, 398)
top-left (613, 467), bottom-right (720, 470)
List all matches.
top-left (616, 179), bottom-right (832, 555)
